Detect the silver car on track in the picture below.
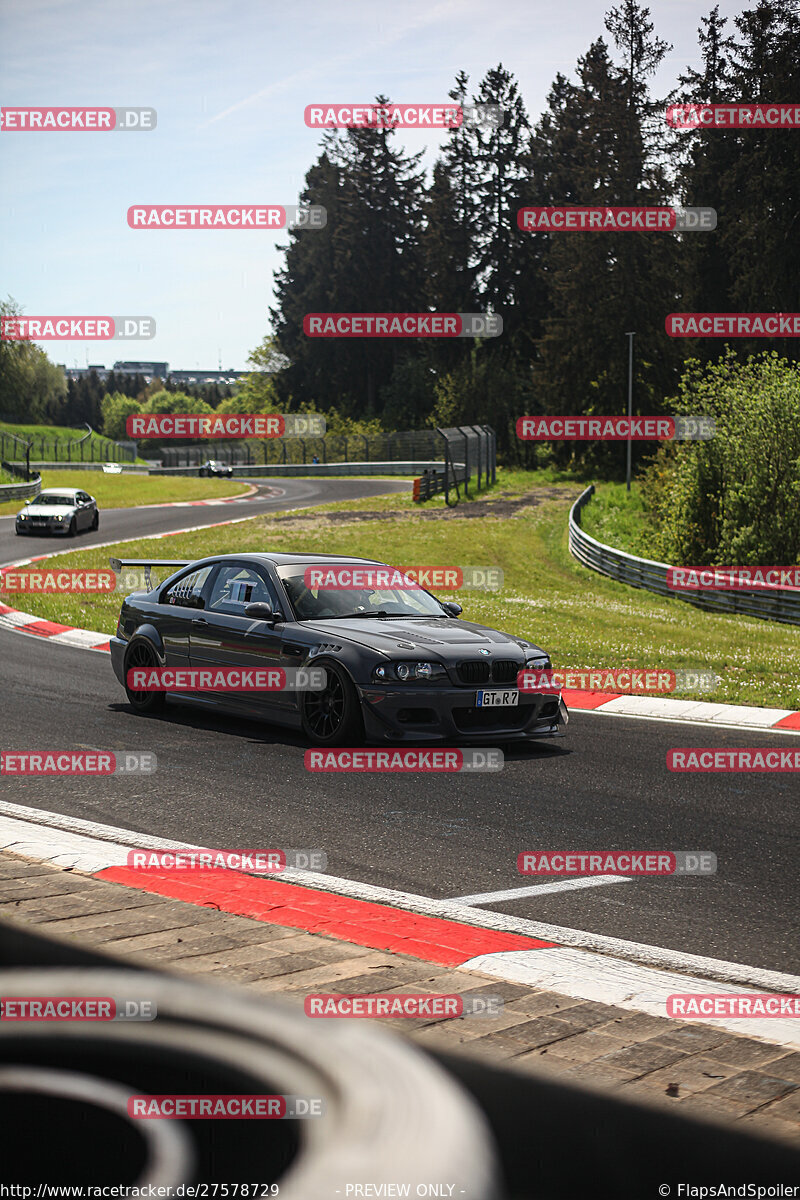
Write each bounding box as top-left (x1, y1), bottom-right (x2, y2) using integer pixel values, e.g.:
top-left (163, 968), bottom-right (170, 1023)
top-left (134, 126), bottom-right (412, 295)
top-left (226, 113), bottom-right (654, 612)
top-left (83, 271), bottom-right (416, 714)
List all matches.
top-left (15, 487), bottom-right (99, 537)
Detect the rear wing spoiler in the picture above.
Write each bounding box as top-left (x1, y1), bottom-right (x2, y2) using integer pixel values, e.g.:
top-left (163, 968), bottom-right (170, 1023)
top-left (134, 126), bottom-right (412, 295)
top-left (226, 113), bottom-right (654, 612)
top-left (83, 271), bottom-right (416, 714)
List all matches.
top-left (109, 557), bottom-right (192, 591)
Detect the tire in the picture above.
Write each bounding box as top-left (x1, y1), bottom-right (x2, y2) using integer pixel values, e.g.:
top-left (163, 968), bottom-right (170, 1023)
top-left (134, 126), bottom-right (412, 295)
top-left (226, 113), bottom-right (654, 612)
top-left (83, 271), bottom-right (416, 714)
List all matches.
top-left (91, 511), bottom-right (99, 531)
top-left (68, 517), bottom-right (77, 537)
top-left (124, 639), bottom-right (166, 714)
top-left (301, 660), bottom-right (364, 746)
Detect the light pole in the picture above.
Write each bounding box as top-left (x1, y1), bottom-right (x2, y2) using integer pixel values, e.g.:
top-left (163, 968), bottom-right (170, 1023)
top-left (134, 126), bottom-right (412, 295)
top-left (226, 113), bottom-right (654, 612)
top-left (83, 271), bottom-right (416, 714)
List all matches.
top-left (625, 332), bottom-right (635, 493)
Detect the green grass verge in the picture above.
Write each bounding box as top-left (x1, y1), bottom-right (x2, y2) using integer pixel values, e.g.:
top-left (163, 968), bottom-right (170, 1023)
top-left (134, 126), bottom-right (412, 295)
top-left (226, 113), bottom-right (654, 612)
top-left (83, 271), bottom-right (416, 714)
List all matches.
top-left (3, 469), bottom-right (798, 709)
top-left (579, 481), bottom-right (657, 559)
top-left (0, 471), bottom-right (249, 518)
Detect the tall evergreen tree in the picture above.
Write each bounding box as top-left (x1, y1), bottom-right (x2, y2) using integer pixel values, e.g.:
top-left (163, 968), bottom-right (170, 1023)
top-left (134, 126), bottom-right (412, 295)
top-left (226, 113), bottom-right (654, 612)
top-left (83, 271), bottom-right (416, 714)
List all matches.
top-left (271, 105), bottom-right (427, 417)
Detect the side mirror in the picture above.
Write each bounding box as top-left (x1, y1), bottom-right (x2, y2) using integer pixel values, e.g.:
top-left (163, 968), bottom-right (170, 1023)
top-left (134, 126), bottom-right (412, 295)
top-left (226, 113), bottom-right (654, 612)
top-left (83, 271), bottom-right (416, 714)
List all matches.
top-left (245, 602), bottom-right (282, 623)
top-left (442, 601), bottom-right (463, 617)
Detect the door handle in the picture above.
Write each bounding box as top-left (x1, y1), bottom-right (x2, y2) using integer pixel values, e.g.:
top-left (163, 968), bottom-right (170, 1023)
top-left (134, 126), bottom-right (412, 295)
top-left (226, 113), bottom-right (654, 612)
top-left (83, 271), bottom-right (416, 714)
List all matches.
top-left (284, 644), bottom-right (304, 657)
top-left (192, 617), bottom-right (208, 626)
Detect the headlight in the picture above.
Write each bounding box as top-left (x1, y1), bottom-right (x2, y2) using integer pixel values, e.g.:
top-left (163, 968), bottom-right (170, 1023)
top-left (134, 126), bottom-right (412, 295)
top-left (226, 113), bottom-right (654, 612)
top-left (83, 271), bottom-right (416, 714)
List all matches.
top-left (372, 661), bottom-right (447, 683)
top-left (18, 514), bottom-right (27, 520)
top-left (525, 655), bottom-right (551, 670)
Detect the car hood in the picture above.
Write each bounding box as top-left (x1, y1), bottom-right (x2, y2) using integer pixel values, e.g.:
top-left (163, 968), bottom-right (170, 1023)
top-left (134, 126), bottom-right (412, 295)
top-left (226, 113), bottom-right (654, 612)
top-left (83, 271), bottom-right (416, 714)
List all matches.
top-left (304, 616), bottom-right (543, 658)
top-left (20, 505), bottom-right (76, 517)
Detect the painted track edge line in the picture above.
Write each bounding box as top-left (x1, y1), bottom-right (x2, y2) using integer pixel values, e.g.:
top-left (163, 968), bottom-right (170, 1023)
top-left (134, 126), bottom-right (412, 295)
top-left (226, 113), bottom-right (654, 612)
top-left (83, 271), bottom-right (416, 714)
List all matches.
top-left (0, 804), bottom-right (797, 995)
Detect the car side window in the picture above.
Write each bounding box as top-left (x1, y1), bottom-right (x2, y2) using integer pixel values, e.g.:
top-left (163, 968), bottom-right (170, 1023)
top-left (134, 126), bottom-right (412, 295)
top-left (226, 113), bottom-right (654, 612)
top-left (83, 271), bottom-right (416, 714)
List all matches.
top-left (163, 566), bottom-right (214, 607)
top-left (207, 564), bottom-right (277, 616)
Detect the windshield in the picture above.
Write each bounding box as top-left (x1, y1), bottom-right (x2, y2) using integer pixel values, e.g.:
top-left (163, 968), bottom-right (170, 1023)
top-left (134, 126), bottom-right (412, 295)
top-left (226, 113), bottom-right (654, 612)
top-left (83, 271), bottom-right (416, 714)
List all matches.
top-left (278, 564), bottom-right (447, 620)
top-left (31, 495), bottom-right (75, 506)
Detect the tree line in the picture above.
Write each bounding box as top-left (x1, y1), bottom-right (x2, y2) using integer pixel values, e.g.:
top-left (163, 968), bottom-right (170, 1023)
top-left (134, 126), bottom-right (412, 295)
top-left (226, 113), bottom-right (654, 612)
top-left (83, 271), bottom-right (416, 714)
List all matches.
top-left (267, 0), bottom-right (800, 470)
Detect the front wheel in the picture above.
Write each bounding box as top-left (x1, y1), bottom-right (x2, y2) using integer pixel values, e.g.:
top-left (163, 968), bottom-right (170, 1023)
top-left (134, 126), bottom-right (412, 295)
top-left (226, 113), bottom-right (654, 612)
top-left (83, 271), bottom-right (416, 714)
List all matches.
top-left (124, 639), bottom-right (166, 714)
top-left (301, 661), bottom-right (364, 746)
top-left (91, 511), bottom-right (99, 530)
top-left (68, 517), bottom-right (77, 537)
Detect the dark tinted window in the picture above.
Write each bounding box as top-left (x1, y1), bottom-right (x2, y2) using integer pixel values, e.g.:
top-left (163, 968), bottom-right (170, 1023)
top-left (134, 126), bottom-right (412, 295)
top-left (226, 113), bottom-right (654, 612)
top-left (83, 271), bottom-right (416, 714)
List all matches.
top-left (207, 564), bottom-right (276, 615)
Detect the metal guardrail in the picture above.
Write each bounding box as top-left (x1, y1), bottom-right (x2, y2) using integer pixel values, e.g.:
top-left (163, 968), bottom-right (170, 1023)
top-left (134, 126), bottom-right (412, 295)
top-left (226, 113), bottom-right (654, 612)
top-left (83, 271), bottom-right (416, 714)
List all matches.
top-left (569, 485), bottom-right (800, 627)
top-left (0, 461), bottom-right (41, 502)
top-left (150, 461), bottom-right (442, 478)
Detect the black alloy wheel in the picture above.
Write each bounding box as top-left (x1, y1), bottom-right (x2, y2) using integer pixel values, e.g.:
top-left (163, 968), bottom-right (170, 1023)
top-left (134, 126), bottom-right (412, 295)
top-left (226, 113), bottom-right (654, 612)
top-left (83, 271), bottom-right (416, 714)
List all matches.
top-left (301, 661), bottom-right (363, 746)
top-left (124, 640), bottom-right (166, 714)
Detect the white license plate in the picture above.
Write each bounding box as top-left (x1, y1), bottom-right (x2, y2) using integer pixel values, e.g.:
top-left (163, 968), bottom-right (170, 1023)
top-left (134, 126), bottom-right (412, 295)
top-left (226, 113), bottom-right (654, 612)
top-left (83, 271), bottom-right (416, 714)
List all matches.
top-left (476, 689), bottom-right (519, 708)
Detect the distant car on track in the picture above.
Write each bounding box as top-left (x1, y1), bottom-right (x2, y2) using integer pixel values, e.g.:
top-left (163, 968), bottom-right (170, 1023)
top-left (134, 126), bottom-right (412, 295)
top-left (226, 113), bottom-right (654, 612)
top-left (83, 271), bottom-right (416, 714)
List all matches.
top-left (110, 552), bottom-right (568, 746)
top-left (199, 459), bottom-right (233, 478)
top-left (15, 488), bottom-right (99, 537)
top-left (102, 461), bottom-right (123, 474)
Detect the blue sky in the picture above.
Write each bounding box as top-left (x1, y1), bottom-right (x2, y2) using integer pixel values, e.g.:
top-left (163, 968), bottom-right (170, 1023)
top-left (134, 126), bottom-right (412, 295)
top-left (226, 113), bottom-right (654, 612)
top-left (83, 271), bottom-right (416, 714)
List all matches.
top-left (1, 0), bottom-right (745, 373)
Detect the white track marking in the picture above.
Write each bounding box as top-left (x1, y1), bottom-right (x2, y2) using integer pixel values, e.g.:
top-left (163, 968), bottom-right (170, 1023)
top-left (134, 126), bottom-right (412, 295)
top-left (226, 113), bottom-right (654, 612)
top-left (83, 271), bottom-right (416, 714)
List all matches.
top-left (597, 695), bottom-right (797, 727)
top-left (0, 802), bottom-right (797, 995)
top-left (573, 706), bottom-right (800, 735)
top-left (461, 947), bottom-right (800, 1051)
top-left (449, 877), bottom-right (632, 904)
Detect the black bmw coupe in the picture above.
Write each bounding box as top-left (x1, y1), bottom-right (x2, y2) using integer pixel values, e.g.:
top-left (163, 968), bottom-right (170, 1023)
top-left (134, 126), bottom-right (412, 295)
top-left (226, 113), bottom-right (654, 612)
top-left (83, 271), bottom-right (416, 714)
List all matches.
top-left (110, 552), bottom-right (568, 746)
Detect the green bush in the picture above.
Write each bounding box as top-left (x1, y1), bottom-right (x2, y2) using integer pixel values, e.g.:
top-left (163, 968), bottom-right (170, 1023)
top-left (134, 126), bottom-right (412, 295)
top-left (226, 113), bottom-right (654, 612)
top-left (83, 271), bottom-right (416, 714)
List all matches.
top-left (641, 351), bottom-right (800, 566)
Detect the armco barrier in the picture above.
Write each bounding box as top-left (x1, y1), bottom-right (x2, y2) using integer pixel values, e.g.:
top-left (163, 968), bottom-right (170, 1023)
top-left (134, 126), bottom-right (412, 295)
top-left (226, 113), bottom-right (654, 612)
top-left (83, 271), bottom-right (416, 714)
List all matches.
top-left (569, 485), bottom-right (800, 627)
top-left (9, 462), bottom-right (149, 474)
top-left (0, 463), bottom-right (41, 503)
top-left (149, 461), bottom-right (440, 478)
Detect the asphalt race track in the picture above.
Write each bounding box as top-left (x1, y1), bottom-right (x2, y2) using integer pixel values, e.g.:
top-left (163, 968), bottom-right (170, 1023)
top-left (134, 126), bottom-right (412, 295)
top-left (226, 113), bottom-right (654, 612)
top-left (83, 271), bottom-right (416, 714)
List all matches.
top-left (0, 477), bottom-right (410, 562)
top-left (1, 477), bottom-right (796, 978)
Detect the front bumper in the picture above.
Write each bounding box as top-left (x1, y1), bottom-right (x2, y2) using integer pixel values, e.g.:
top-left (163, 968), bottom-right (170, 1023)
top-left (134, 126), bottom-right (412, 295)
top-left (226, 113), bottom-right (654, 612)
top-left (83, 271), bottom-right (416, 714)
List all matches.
top-left (357, 684), bottom-right (569, 744)
top-left (15, 520), bottom-right (71, 535)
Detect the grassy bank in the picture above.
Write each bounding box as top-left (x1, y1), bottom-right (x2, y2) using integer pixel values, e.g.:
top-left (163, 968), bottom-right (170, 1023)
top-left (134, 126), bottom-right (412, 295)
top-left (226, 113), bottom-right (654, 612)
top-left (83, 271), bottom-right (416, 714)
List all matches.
top-left (578, 481), bottom-right (657, 559)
